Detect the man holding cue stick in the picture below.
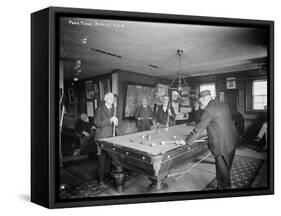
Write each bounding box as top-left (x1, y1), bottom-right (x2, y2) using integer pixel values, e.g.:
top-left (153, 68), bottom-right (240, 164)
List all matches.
top-left (185, 90), bottom-right (240, 190)
top-left (94, 92), bottom-right (121, 186)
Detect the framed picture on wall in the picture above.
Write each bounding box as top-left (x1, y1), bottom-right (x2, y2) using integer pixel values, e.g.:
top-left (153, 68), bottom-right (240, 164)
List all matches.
top-left (226, 77), bottom-right (237, 89)
top-left (155, 83), bottom-right (169, 104)
top-left (68, 87), bottom-right (75, 104)
top-left (99, 79), bottom-right (111, 100)
top-left (85, 80), bottom-right (95, 99)
top-left (93, 83), bottom-right (99, 93)
top-left (31, 6), bottom-right (274, 209)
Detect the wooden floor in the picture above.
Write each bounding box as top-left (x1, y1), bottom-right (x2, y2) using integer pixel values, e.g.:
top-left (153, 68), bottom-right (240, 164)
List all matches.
top-left (98, 145), bottom-right (267, 196)
top-left (60, 144), bottom-right (268, 196)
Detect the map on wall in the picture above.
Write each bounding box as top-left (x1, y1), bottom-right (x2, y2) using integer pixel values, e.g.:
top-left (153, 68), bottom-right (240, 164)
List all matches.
top-left (124, 83), bottom-right (156, 118)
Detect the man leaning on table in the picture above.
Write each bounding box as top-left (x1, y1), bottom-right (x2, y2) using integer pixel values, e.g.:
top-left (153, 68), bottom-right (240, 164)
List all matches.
top-left (185, 90), bottom-right (240, 189)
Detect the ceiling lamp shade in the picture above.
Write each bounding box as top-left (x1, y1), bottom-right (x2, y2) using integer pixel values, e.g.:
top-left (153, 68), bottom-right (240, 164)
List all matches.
top-left (168, 49), bottom-right (189, 93)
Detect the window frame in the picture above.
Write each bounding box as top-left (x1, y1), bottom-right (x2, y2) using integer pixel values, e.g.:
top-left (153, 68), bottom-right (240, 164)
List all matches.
top-left (252, 79), bottom-right (267, 111)
top-left (199, 82), bottom-right (216, 98)
top-left (245, 77), bottom-right (268, 113)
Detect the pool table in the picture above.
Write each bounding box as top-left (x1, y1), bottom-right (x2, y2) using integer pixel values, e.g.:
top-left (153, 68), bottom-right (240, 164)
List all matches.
top-left (97, 124), bottom-right (208, 192)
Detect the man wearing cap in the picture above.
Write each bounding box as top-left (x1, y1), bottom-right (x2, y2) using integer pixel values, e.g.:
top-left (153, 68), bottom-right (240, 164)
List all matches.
top-left (185, 90), bottom-right (240, 189)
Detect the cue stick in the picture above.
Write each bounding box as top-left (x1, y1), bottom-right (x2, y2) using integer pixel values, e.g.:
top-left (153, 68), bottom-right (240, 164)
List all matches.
top-left (59, 93), bottom-right (65, 167)
top-left (166, 102), bottom-right (170, 127)
top-left (167, 152), bottom-right (212, 181)
top-left (112, 101), bottom-right (117, 137)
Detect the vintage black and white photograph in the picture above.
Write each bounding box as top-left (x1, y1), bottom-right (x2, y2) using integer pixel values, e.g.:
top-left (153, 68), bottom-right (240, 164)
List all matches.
top-left (58, 16), bottom-right (270, 200)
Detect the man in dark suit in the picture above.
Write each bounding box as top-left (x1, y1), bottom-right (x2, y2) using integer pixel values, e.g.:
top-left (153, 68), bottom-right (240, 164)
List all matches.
top-left (94, 92), bottom-right (121, 186)
top-left (185, 90), bottom-right (240, 189)
top-left (76, 113), bottom-right (96, 155)
top-left (156, 95), bottom-right (176, 128)
top-left (134, 98), bottom-right (154, 131)
top-left (187, 100), bottom-right (203, 124)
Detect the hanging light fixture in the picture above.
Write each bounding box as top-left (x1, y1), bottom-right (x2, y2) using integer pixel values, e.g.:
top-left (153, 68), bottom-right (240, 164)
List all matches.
top-left (73, 59), bottom-right (82, 81)
top-left (168, 49), bottom-right (189, 93)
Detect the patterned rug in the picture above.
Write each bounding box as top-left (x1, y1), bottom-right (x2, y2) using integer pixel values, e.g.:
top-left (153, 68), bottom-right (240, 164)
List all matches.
top-left (204, 154), bottom-right (264, 190)
top-left (60, 154), bottom-right (264, 199)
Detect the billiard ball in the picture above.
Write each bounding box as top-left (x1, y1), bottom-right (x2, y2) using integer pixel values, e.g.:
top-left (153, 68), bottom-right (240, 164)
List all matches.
top-left (161, 141), bottom-right (166, 145)
top-left (60, 184), bottom-right (66, 190)
top-left (141, 135), bottom-right (145, 139)
top-left (179, 140), bottom-right (186, 145)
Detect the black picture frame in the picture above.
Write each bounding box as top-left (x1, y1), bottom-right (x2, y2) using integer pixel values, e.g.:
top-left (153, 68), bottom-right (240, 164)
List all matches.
top-left (31, 6), bottom-right (274, 209)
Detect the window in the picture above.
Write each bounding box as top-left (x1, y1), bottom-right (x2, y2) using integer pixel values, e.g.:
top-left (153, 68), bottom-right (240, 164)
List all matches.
top-left (252, 80), bottom-right (267, 110)
top-left (199, 83), bottom-right (216, 98)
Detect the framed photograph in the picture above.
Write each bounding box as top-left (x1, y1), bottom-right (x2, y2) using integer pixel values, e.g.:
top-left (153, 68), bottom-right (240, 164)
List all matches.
top-left (85, 80), bottom-right (94, 99)
top-left (31, 7), bottom-right (274, 208)
top-left (99, 79), bottom-right (111, 100)
top-left (155, 83), bottom-right (169, 104)
top-left (93, 83), bottom-right (99, 93)
top-left (68, 87), bottom-right (75, 104)
top-left (226, 77), bottom-right (237, 89)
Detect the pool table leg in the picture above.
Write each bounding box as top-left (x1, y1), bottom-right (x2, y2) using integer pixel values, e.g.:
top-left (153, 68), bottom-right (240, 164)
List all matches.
top-left (147, 155), bottom-right (168, 192)
top-left (147, 177), bottom-right (168, 192)
top-left (111, 166), bottom-right (126, 193)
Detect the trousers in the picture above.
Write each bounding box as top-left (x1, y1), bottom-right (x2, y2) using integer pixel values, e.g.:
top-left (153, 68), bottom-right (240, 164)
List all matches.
top-left (215, 149), bottom-right (236, 189)
top-left (97, 151), bottom-right (112, 183)
top-left (137, 119), bottom-right (152, 131)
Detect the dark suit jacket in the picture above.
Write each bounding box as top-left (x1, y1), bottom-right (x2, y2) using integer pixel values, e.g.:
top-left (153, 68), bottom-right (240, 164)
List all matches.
top-left (156, 104), bottom-right (176, 126)
top-left (76, 120), bottom-right (93, 134)
top-left (186, 100), bottom-right (240, 157)
top-left (94, 103), bottom-right (122, 140)
top-left (134, 105), bottom-right (154, 127)
top-left (187, 109), bottom-right (204, 124)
